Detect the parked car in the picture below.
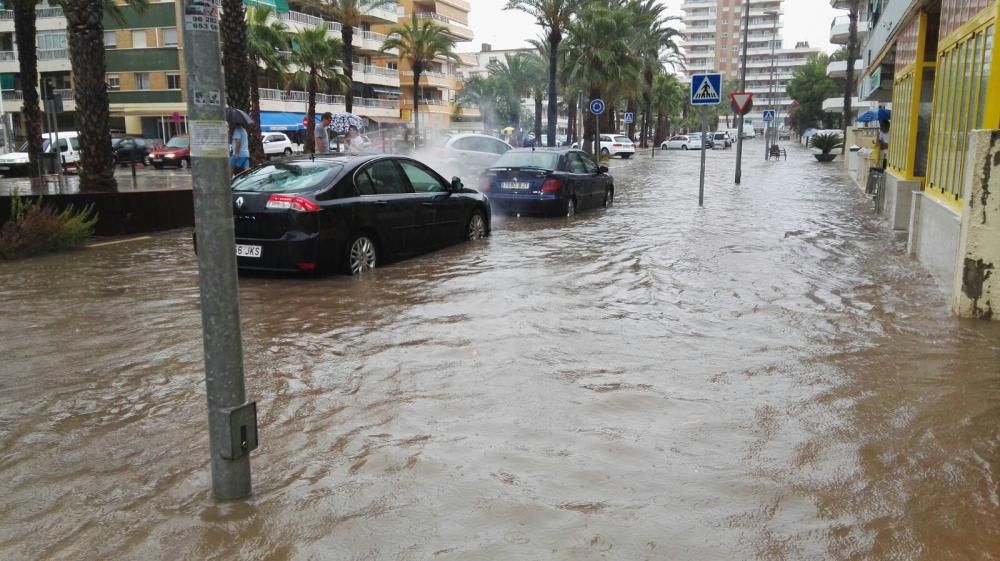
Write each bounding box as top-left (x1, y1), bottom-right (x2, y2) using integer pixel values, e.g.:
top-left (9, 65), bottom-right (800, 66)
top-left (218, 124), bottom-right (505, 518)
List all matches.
top-left (443, 133), bottom-right (513, 176)
top-left (112, 136), bottom-right (152, 166)
top-left (599, 134), bottom-right (636, 158)
top-left (660, 134), bottom-right (706, 150)
top-left (479, 147), bottom-right (614, 217)
top-left (692, 132), bottom-right (716, 149)
top-left (150, 135), bottom-right (191, 169)
top-left (712, 131), bottom-right (733, 148)
top-left (226, 155), bottom-right (491, 274)
top-left (0, 132), bottom-right (81, 176)
top-left (262, 132), bottom-right (295, 158)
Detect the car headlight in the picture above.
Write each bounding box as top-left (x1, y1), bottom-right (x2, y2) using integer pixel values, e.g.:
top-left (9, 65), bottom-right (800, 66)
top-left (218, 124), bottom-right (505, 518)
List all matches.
top-left (165, 154), bottom-right (175, 158)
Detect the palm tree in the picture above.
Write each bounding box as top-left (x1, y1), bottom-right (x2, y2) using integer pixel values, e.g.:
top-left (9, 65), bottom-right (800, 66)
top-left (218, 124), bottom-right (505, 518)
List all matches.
top-left (380, 14), bottom-right (459, 144)
top-left (628, 0), bottom-right (683, 148)
top-left (526, 53), bottom-right (547, 142)
top-left (221, 0), bottom-right (252, 113)
top-left (59, 0), bottom-right (148, 191)
top-left (457, 75), bottom-right (503, 134)
top-left (505, 0), bottom-right (579, 147)
top-left (651, 73), bottom-right (684, 145)
top-left (488, 53), bottom-right (536, 132)
top-left (247, 5), bottom-right (290, 164)
top-left (10, 0), bottom-right (42, 177)
top-left (296, 0), bottom-right (395, 113)
top-left (843, 0), bottom-right (860, 154)
top-left (288, 26), bottom-right (346, 154)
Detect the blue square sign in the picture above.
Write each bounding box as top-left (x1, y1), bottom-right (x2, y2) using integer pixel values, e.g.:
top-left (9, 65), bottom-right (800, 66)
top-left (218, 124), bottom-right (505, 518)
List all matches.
top-left (690, 73), bottom-right (722, 105)
top-left (763, 110), bottom-right (776, 122)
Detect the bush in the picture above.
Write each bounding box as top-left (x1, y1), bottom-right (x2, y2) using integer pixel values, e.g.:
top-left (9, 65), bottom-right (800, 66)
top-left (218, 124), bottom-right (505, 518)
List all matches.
top-left (809, 132), bottom-right (844, 154)
top-left (0, 193), bottom-right (97, 260)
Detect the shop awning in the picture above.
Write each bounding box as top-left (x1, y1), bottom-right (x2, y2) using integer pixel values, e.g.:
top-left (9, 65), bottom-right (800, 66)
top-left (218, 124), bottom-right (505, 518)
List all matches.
top-left (259, 111), bottom-right (317, 132)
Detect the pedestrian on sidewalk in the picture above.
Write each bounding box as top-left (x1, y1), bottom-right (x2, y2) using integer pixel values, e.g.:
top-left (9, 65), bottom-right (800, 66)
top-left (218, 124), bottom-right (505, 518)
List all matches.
top-left (229, 123), bottom-right (250, 176)
top-left (876, 119), bottom-right (890, 169)
top-left (314, 112), bottom-right (332, 154)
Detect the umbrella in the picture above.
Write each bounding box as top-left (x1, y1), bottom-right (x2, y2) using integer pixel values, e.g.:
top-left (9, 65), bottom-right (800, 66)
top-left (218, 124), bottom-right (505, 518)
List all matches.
top-left (329, 112), bottom-right (365, 134)
top-left (225, 107), bottom-right (255, 126)
top-left (501, 126), bottom-right (515, 134)
top-left (857, 107), bottom-right (891, 123)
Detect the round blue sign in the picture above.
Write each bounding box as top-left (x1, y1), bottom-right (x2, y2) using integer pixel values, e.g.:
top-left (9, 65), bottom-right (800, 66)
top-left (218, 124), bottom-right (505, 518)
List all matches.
top-left (590, 99), bottom-right (605, 115)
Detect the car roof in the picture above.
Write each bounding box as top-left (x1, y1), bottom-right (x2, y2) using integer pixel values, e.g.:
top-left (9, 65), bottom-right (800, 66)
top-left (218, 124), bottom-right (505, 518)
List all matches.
top-left (506, 147), bottom-right (575, 153)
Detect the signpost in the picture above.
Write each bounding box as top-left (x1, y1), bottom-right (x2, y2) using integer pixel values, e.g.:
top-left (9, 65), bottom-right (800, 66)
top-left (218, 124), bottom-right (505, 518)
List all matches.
top-left (590, 98), bottom-right (605, 158)
top-left (623, 111), bottom-right (634, 124)
top-left (690, 73), bottom-right (721, 207)
top-left (762, 110), bottom-right (776, 160)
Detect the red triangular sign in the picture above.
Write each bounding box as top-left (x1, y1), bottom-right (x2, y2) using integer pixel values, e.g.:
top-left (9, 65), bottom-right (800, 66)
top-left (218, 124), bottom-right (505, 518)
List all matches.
top-left (730, 92), bottom-right (753, 114)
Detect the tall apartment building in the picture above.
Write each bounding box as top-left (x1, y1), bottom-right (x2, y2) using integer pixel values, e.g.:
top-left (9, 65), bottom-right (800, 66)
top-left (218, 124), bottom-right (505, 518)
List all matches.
top-left (681, 0), bottom-right (821, 127)
top-left (0, 0), bottom-right (465, 142)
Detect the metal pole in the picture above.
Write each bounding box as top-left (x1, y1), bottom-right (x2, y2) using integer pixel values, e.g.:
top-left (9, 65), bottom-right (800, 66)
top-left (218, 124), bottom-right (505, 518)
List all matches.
top-left (576, 90), bottom-right (582, 146)
top-left (595, 111), bottom-right (600, 160)
top-left (181, 1), bottom-right (253, 500)
top-left (764, 11), bottom-right (778, 160)
top-left (699, 109), bottom-right (707, 207)
top-left (734, 0), bottom-right (751, 184)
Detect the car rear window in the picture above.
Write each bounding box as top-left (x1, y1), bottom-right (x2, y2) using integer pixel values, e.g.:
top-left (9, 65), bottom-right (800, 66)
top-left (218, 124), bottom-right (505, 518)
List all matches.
top-left (493, 152), bottom-right (559, 169)
top-left (232, 161), bottom-right (344, 193)
top-left (614, 136), bottom-right (631, 143)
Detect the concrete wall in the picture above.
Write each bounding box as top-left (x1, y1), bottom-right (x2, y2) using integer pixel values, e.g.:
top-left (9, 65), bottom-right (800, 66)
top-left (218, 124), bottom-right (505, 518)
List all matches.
top-left (883, 171), bottom-right (922, 230)
top-left (953, 130), bottom-right (1000, 319)
top-left (908, 191), bottom-right (962, 290)
top-left (0, 191), bottom-right (194, 236)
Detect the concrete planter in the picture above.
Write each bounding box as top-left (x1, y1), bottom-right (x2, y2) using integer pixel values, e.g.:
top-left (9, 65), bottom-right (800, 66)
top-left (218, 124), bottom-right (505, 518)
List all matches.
top-left (814, 153), bottom-right (837, 162)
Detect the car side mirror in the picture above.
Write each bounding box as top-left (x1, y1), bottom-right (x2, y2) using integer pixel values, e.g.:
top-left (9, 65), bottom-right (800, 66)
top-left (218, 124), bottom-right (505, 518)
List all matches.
top-left (450, 176), bottom-right (463, 192)
top-left (598, 165), bottom-right (609, 174)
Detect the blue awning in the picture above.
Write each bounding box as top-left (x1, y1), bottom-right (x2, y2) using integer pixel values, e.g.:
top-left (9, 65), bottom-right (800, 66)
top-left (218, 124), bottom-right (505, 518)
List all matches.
top-left (260, 111), bottom-right (317, 132)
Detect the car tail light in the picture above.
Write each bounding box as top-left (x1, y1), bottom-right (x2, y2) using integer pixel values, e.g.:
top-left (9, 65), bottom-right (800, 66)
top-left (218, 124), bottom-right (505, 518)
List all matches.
top-left (266, 194), bottom-right (320, 212)
top-left (478, 174), bottom-right (491, 192)
top-left (296, 262), bottom-right (317, 272)
top-left (613, 143), bottom-right (622, 147)
top-left (541, 179), bottom-right (561, 192)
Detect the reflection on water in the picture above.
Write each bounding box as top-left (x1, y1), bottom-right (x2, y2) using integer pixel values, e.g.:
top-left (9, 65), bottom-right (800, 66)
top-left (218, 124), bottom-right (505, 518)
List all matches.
top-left (1, 145), bottom-right (999, 561)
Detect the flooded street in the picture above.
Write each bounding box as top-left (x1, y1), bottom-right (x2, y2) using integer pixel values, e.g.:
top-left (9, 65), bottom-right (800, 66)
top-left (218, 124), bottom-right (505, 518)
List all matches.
top-left (2, 143), bottom-right (999, 560)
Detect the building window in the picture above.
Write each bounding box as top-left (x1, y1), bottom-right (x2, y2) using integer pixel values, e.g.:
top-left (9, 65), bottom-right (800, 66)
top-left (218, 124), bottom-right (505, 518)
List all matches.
top-left (163, 27), bottom-right (178, 47)
top-left (167, 73), bottom-right (180, 90)
top-left (103, 31), bottom-right (117, 48)
top-left (107, 74), bottom-right (120, 91)
top-left (134, 72), bottom-right (150, 90)
top-left (37, 30), bottom-right (66, 51)
top-left (132, 30), bottom-right (147, 48)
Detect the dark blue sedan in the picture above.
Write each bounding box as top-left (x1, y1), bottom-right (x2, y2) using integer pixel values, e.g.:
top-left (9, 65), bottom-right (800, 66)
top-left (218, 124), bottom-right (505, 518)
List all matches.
top-left (229, 155), bottom-right (491, 274)
top-left (479, 148), bottom-right (614, 217)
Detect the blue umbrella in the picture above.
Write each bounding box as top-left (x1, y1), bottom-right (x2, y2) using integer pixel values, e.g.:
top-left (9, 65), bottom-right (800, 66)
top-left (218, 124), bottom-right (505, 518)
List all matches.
top-left (857, 107), bottom-right (891, 123)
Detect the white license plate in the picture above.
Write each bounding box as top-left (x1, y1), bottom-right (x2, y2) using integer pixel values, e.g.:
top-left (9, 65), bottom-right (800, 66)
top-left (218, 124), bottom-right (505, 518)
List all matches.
top-left (502, 181), bottom-right (530, 191)
top-left (236, 244), bottom-right (262, 258)
top-left (0, 166), bottom-right (10, 171)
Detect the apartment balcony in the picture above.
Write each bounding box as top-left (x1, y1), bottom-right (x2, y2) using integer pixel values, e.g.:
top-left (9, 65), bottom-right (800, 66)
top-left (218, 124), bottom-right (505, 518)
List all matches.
top-left (401, 98), bottom-right (451, 114)
top-left (38, 48), bottom-right (71, 72)
top-left (683, 36), bottom-right (717, 47)
top-left (822, 96), bottom-right (877, 114)
top-left (826, 58), bottom-right (864, 79)
top-left (277, 9), bottom-right (325, 30)
top-left (258, 87), bottom-right (400, 118)
top-left (400, 70), bottom-right (450, 88)
top-left (352, 63), bottom-right (400, 87)
top-left (413, 12), bottom-right (474, 41)
top-left (437, 0), bottom-right (471, 11)
top-left (681, 0), bottom-right (715, 8)
top-left (829, 15), bottom-right (870, 45)
top-left (328, 22), bottom-right (392, 53)
top-left (1, 88), bottom-right (76, 112)
top-left (360, 1), bottom-right (399, 23)
top-left (747, 20), bottom-right (783, 31)
top-left (685, 12), bottom-right (717, 22)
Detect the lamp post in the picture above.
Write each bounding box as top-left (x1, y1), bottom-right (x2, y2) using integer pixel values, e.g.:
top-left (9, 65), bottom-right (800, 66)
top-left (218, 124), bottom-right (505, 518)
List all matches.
top-left (764, 9), bottom-right (779, 159)
top-left (734, 0), bottom-right (751, 183)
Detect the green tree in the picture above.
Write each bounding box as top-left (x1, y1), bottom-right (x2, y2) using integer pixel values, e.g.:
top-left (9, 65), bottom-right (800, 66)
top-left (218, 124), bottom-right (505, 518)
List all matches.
top-left (221, 0), bottom-right (252, 114)
top-left (457, 75), bottom-right (505, 133)
top-left (247, 5), bottom-right (290, 164)
top-left (380, 14), bottom-right (459, 144)
top-left (488, 53), bottom-right (536, 130)
top-left (505, 0), bottom-right (579, 146)
top-left (289, 26), bottom-right (346, 154)
top-left (786, 53), bottom-right (837, 134)
top-left (10, 0), bottom-right (42, 177)
top-left (842, 0), bottom-right (861, 153)
top-left (651, 73), bottom-right (684, 145)
top-left (629, 0), bottom-right (682, 147)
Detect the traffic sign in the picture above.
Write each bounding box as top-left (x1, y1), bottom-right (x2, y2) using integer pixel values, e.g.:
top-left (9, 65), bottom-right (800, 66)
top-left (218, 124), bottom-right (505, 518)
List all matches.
top-left (730, 92), bottom-right (753, 115)
top-left (762, 110), bottom-right (776, 122)
top-left (690, 73), bottom-right (722, 105)
top-left (623, 112), bottom-right (634, 124)
top-left (589, 98), bottom-right (605, 115)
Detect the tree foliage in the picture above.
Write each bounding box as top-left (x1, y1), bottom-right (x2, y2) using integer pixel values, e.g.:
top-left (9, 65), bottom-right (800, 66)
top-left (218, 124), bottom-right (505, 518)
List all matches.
top-left (786, 53), bottom-right (837, 134)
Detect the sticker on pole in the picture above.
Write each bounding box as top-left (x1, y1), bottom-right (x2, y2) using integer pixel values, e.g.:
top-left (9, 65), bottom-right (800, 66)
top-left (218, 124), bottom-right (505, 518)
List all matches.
top-left (730, 92), bottom-right (753, 115)
top-left (189, 120), bottom-right (229, 158)
top-left (184, 0), bottom-right (219, 32)
top-left (589, 98), bottom-right (605, 115)
top-left (690, 73), bottom-right (722, 105)
top-left (762, 110), bottom-right (776, 122)
top-left (623, 112), bottom-right (634, 124)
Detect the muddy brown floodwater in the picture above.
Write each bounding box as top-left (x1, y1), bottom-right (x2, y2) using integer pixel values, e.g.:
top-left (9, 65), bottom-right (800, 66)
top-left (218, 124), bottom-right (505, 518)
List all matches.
top-left (1, 143), bottom-right (999, 561)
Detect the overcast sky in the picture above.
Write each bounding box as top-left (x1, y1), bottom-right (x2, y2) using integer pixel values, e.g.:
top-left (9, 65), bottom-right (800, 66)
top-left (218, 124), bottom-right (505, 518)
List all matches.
top-left (462, 0), bottom-right (841, 53)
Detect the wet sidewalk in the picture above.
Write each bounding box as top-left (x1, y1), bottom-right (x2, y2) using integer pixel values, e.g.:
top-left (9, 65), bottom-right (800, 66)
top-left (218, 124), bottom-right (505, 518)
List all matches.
top-left (1, 141), bottom-right (998, 561)
top-left (0, 166), bottom-right (192, 196)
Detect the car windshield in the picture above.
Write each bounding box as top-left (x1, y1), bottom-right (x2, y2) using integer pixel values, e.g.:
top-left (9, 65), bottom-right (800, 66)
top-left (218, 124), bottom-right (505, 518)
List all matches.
top-left (232, 161), bottom-right (344, 193)
top-left (166, 137), bottom-right (189, 148)
top-left (493, 152), bottom-right (559, 170)
top-left (614, 136), bottom-right (631, 143)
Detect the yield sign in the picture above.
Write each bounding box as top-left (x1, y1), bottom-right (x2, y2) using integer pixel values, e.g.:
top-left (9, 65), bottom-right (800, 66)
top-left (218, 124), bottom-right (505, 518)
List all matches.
top-left (730, 92), bottom-right (753, 115)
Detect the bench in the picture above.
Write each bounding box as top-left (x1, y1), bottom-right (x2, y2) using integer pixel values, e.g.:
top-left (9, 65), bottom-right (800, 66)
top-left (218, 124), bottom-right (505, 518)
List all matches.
top-left (767, 145), bottom-right (787, 160)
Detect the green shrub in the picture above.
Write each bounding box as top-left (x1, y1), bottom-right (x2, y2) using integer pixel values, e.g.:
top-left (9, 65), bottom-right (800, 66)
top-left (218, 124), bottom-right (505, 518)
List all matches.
top-left (809, 132), bottom-right (844, 154)
top-left (0, 193), bottom-right (97, 260)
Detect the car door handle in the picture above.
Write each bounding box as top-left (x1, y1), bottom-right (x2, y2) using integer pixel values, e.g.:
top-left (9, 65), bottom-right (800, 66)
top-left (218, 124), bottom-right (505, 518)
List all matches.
top-left (421, 202), bottom-right (434, 207)
top-left (375, 200), bottom-right (388, 206)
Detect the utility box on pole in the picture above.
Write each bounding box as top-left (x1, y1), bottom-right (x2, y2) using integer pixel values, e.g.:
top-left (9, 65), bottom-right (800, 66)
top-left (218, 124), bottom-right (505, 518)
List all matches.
top-left (180, 0), bottom-right (255, 500)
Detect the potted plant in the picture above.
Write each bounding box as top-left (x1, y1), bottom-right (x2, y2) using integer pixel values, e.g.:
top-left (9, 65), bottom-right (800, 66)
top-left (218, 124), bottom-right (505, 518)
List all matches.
top-left (810, 132), bottom-right (844, 162)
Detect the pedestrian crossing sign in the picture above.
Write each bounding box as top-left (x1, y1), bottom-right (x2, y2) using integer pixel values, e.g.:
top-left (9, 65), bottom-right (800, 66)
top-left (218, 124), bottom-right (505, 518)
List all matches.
top-left (763, 110), bottom-right (776, 122)
top-left (623, 112), bottom-right (634, 124)
top-left (690, 73), bottom-right (722, 106)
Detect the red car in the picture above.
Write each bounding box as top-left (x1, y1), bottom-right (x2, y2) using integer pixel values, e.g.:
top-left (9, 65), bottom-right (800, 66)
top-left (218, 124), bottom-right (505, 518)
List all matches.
top-left (149, 135), bottom-right (190, 169)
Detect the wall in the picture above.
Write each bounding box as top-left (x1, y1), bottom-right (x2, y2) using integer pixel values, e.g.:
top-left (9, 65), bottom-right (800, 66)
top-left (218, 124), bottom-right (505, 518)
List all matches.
top-left (0, 191), bottom-right (194, 236)
top-left (908, 191), bottom-right (963, 290)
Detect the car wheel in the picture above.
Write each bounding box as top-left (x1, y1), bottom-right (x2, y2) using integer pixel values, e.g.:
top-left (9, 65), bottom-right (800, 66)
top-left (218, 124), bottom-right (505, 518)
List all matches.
top-left (661, 144), bottom-right (667, 150)
top-left (681, 145), bottom-right (689, 150)
top-left (603, 187), bottom-right (614, 208)
top-left (283, 147), bottom-right (292, 156)
top-left (466, 211), bottom-right (487, 240)
top-left (346, 234), bottom-right (378, 275)
top-left (600, 148), bottom-right (610, 158)
top-left (153, 163), bottom-right (163, 170)
top-left (565, 197), bottom-right (577, 218)
top-left (620, 153), bottom-right (631, 159)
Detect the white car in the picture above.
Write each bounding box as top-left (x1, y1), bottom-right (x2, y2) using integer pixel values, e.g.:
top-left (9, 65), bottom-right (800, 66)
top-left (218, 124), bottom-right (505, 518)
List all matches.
top-left (262, 132), bottom-right (295, 158)
top-left (0, 132), bottom-right (81, 175)
top-left (443, 133), bottom-right (513, 175)
top-left (599, 134), bottom-right (635, 158)
top-left (660, 134), bottom-right (706, 151)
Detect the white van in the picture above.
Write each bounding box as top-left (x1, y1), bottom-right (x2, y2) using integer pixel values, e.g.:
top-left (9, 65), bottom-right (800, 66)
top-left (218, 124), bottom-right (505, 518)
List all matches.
top-left (0, 132), bottom-right (82, 176)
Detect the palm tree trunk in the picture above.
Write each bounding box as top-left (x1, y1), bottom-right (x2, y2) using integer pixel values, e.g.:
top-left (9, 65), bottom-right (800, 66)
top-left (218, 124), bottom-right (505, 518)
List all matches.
top-left (249, 61), bottom-right (265, 164)
top-left (533, 92), bottom-right (542, 143)
top-left (12, 0), bottom-right (42, 177)
top-left (655, 113), bottom-right (666, 146)
top-left (306, 71), bottom-right (317, 154)
top-left (63, 0), bottom-right (115, 191)
top-left (412, 72), bottom-right (421, 146)
top-left (844, 0), bottom-right (859, 154)
top-left (586, 84), bottom-right (600, 156)
top-left (221, 0), bottom-right (251, 111)
top-left (567, 96), bottom-right (577, 145)
top-left (546, 31), bottom-right (560, 147)
top-left (343, 28), bottom-right (354, 113)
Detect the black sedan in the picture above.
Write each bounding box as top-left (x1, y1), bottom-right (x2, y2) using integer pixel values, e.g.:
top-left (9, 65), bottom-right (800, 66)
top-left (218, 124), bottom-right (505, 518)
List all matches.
top-left (230, 155), bottom-right (491, 274)
top-left (479, 148), bottom-right (614, 217)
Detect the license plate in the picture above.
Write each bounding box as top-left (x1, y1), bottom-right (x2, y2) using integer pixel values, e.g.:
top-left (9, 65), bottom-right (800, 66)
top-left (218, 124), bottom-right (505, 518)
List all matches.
top-left (0, 166), bottom-right (9, 171)
top-left (236, 244), bottom-right (262, 258)
top-left (502, 181), bottom-right (530, 191)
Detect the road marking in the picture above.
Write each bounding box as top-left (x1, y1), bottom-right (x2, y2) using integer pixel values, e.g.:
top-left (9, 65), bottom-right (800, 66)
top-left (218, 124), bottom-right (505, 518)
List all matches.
top-left (87, 236), bottom-right (152, 248)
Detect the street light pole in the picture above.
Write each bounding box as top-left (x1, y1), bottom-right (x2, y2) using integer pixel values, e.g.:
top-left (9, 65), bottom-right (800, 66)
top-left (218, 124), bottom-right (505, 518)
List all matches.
top-left (734, 0), bottom-right (751, 184)
top-left (764, 10), bottom-right (779, 160)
